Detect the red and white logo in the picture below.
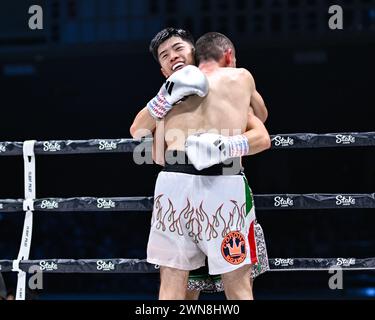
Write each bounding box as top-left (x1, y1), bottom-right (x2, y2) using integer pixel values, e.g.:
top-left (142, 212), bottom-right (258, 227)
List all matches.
top-left (221, 231), bottom-right (247, 265)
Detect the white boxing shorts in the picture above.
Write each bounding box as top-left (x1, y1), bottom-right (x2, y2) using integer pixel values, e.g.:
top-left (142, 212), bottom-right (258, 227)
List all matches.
top-left (147, 158), bottom-right (258, 275)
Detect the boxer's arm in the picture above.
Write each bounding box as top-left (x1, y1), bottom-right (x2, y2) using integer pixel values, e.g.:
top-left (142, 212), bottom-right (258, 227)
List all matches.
top-left (152, 121), bottom-right (166, 166)
top-left (244, 111), bottom-right (271, 155)
top-left (250, 90), bottom-right (268, 123)
top-left (185, 70), bottom-right (270, 170)
top-left (185, 112), bottom-right (270, 171)
top-left (131, 109), bottom-right (166, 165)
top-left (246, 70), bottom-right (268, 123)
top-left (227, 70), bottom-right (270, 155)
top-left (130, 106), bottom-right (156, 139)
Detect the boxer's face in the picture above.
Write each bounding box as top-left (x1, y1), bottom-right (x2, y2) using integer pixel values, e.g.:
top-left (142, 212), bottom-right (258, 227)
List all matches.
top-left (157, 36), bottom-right (195, 78)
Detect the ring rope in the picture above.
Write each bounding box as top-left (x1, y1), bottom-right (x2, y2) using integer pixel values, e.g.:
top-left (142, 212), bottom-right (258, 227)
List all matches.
top-left (1, 194), bottom-right (375, 213)
top-left (0, 131), bottom-right (374, 156)
top-left (0, 258), bottom-right (374, 273)
top-left (0, 132), bottom-right (374, 299)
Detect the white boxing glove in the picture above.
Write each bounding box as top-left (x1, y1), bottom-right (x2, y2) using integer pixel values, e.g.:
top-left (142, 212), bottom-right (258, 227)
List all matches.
top-left (147, 65), bottom-right (209, 119)
top-left (185, 133), bottom-right (250, 171)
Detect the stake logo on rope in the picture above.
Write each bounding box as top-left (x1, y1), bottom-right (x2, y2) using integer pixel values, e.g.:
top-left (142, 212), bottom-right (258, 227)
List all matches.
top-left (39, 261), bottom-right (58, 271)
top-left (274, 258), bottom-right (294, 267)
top-left (336, 258), bottom-right (356, 267)
top-left (97, 260), bottom-right (115, 271)
top-left (272, 136), bottom-right (294, 147)
top-left (274, 196), bottom-right (294, 208)
top-left (97, 199), bottom-right (116, 209)
top-left (335, 195), bottom-right (356, 206)
top-left (41, 200), bottom-right (59, 209)
top-left (99, 140), bottom-right (117, 151)
top-left (335, 134), bottom-right (355, 144)
top-left (43, 141), bottom-right (61, 152)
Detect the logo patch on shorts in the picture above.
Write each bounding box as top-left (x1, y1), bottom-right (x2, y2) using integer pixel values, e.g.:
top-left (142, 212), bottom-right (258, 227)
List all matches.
top-left (221, 231), bottom-right (247, 265)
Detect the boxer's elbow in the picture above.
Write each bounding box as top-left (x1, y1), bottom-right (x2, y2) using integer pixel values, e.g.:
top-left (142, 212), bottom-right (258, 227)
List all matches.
top-left (130, 122), bottom-right (154, 139)
top-left (129, 123), bottom-right (138, 139)
top-left (130, 122), bottom-right (138, 139)
top-left (261, 132), bottom-right (271, 151)
top-left (130, 123), bottom-right (145, 139)
top-left (260, 108), bottom-right (268, 123)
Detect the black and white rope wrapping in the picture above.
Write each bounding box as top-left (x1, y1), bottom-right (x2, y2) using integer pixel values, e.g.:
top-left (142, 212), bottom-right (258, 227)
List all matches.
top-left (0, 257), bottom-right (374, 273)
top-left (0, 132), bottom-right (374, 156)
top-left (1, 194), bottom-right (375, 213)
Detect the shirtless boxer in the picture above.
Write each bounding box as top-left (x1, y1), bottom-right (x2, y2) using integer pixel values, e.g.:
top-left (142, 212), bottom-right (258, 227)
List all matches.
top-left (140, 31), bottom-right (271, 299)
top-left (130, 28), bottom-right (270, 299)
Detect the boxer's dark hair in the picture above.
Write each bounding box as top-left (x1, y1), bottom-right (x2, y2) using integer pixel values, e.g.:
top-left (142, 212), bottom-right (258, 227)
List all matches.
top-left (195, 32), bottom-right (235, 64)
top-left (150, 28), bottom-right (195, 63)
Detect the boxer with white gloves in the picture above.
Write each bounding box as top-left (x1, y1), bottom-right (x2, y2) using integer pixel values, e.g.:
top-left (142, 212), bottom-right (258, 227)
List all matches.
top-left (130, 28), bottom-right (269, 299)
top-left (146, 31), bottom-right (271, 301)
top-left (147, 65), bottom-right (209, 120)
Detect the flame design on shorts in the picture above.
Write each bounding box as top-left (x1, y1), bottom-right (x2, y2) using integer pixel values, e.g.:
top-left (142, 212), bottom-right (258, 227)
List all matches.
top-left (219, 200), bottom-right (246, 237)
top-left (154, 194), bottom-right (170, 232)
top-left (153, 194), bottom-right (247, 243)
top-left (198, 202), bottom-right (221, 241)
top-left (185, 203), bottom-right (205, 243)
top-left (169, 198), bottom-right (191, 236)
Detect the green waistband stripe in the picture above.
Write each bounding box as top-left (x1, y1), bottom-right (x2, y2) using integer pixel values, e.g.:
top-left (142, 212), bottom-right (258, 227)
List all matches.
top-left (243, 176), bottom-right (253, 216)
